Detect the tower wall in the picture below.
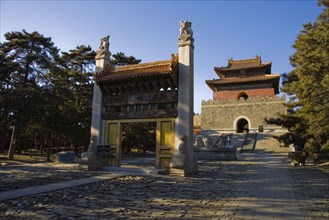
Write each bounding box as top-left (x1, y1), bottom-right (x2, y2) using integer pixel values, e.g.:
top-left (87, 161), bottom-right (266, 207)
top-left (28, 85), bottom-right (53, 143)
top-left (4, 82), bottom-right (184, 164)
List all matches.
top-left (213, 88), bottom-right (276, 100)
top-left (201, 96), bottom-right (287, 131)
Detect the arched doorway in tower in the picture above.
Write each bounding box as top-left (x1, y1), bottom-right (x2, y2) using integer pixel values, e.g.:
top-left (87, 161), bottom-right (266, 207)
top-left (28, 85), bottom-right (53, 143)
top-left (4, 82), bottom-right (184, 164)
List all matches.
top-left (237, 91), bottom-right (249, 100)
top-left (236, 118), bottom-right (249, 133)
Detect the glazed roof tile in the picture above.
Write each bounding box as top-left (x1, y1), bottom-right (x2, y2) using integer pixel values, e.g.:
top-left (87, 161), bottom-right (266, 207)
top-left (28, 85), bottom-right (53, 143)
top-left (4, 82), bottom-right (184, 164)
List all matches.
top-left (214, 56), bottom-right (272, 77)
top-left (95, 54), bottom-right (178, 83)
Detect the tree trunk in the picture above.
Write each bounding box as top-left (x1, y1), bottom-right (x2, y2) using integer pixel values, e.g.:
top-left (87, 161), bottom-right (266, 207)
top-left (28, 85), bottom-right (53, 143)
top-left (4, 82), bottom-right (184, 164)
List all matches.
top-left (47, 131), bottom-right (51, 161)
top-left (40, 140), bottom-right (44, 156)
top-left (1, 92), bottom-right (9, 153)
top-left (7, 126), bottom-right (15, 159)
top-left (0, 121), bottom-right (8, 153)
top-left (57, 136), bottom-right (60, 153)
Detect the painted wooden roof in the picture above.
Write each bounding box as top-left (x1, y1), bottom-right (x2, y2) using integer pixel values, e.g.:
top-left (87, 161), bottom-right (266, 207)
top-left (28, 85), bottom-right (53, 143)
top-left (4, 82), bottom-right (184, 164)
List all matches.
top-left (206, 74), bottom-right (280, 92)
top-left (214, 56), bottom-right (272, 78)
top-left (95, 54), bottom-right (178, 83)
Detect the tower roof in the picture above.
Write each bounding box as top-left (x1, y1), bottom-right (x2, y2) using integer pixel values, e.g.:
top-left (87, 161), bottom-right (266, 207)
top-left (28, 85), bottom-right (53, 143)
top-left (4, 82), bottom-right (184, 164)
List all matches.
top-left (214, 56), bottom-right (272, 78)
top-left (205, 56), bottom-right (280, 95)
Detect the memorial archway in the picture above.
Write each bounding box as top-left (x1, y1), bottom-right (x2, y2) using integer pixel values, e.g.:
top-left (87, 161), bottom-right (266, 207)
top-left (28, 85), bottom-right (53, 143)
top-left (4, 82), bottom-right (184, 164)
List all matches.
top-left (86, 21), bottom-right (197, 176)
top-left (96, 55), bottom-right (178, 169)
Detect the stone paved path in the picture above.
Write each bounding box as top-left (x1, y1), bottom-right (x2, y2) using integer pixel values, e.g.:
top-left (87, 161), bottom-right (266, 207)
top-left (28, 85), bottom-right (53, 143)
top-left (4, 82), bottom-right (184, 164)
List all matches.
top-left (0, 152), bottom-right (328, 219)
top-left (0, 162), bottom-right (105, 192)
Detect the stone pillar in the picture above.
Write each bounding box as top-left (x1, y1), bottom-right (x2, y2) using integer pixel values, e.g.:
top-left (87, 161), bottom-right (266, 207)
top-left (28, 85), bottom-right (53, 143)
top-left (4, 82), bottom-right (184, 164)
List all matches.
top-left (92, 35), bottom-right (111, 146)
top-left (171, 21), bottom-right (198, 176)
top-left (79, 36), bottom-right (111, 171)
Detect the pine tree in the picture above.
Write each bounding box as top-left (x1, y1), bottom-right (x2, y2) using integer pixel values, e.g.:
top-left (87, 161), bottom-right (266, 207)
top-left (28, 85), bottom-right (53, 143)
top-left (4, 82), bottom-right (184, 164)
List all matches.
top-left (0, 42), bottom-right (18, 152)
top-left (58, 45), bottom-right (96, 149)
top-left (268, 0), bottom-right (329, 153)
top-left (111, 52), bottom-right (141, 67)
top-left (1, 30), bottom-right (60, 159)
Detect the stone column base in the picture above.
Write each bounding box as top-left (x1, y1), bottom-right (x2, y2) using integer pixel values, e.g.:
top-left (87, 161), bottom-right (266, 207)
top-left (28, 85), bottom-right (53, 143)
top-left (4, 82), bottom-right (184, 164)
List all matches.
top-left (78, 151), bottom-right (102, 171)
top-left (87, 159), bottom-right (102, 171)
top-left (170, 167), bottom-right (185, 177)
top-left (170, 153), bottom-right (186, 176)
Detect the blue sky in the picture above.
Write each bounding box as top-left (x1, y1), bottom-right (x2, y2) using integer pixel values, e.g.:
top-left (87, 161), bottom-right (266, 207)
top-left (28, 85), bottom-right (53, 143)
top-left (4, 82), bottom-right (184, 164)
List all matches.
top-left (1, 0), bottom-right (322, 113)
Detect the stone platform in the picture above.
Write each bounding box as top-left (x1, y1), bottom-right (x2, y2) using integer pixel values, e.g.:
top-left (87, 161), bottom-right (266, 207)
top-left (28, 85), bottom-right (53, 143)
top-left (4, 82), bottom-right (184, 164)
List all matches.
top-left (195, 148), bottom-right (237, 161)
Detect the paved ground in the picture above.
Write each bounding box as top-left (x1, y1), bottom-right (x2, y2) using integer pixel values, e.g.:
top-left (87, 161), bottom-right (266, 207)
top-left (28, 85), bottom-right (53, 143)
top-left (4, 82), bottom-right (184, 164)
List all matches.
top-left (0, 162), bottom-right (104, 192)
top-left (0, 133), bottom-right (328, 219)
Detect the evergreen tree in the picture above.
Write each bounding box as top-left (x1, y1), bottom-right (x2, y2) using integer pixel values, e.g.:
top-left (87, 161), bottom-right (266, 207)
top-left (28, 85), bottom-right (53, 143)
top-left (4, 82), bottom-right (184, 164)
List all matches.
top-left (58, 45), bottom-right (95, 149)
top-left (111, 52), bottom-right (141, 67)
top-left (268, 0), bottom-right (329, 153)
top-left (122, 123), bottom-right (156, 155)
top-left (1, 30), bottom-right (60, 159)
top-left (0, 42), bottom-right (18, 152)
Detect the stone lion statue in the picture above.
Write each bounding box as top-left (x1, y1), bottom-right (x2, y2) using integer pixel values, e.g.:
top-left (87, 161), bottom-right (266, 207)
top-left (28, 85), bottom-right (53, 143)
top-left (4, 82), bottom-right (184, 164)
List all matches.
top-left (99, 35), bottom-right (110, 51)
top-left (180, 21), bottom-right (193, 37)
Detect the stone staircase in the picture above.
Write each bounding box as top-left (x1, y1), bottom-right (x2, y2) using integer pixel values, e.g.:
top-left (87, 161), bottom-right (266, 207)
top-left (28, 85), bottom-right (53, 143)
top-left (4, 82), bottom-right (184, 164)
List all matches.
top-left (240, 133), bottom-right (258, 153)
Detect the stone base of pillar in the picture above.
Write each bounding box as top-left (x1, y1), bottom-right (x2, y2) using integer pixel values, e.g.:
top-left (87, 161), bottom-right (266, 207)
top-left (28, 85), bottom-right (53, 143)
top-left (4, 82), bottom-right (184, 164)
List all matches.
top-left (170, 167), bottom-right (185, 177)
top-left (170, 153), bottom-right (185, 176)
top-left (78, 151), bottom-right (102, 171)
top-left (190, 155), bottom-right (199, 176)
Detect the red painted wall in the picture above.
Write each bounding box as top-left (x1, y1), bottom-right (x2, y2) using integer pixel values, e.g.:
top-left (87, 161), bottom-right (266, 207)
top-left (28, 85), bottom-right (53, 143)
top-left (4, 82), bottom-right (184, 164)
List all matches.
top-left (213, 88), bottom-right (275, 100)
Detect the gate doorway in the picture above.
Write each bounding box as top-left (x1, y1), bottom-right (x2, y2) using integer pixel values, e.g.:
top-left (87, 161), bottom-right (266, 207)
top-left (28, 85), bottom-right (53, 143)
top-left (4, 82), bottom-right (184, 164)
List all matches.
top-left (96, 54), bottom-right (179, 170)
top-left (121, 122), bottom-right (156, 167)
top-left (105, 119), bottom-right (174, 169)
top-left (237, 118), bottom-right (249, 133)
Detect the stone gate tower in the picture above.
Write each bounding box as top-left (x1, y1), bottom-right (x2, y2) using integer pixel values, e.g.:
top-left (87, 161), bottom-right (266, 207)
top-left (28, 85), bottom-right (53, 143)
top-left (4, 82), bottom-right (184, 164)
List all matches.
top-left (202, 56), bottom-right (287, 132)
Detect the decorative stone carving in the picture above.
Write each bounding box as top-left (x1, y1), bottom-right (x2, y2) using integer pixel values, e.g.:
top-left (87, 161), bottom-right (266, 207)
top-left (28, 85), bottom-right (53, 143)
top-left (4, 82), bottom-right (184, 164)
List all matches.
top-left (79, 136), bottom-right (99, 170)
top-left (203, 137), bottom-right (213, 148)
top-left (193, 135), bottom-right (237, 161)
top-left (171, 53), bottom-right (179, 64)
top-left (87, 136), bottom-right (97, 153)
top-left (178, 135), bottom-right (186, 154)
top-left (99, 36), bottom-right (110, 50)
top-left (178, 21), bottom-right (194, 48)
top-left (170, 135), bottom-right (186, 169)
top-left (194, 136), bottom-right (229, 151)
top-left (179, 21), bottom-right (193, 37)
top-left (95, 35), bottom-right (111, 60)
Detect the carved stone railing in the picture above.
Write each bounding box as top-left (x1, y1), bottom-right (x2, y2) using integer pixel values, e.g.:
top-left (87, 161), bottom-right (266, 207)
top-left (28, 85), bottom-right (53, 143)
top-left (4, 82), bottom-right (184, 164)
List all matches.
top-left (193, 134), bottom-right (237, 161)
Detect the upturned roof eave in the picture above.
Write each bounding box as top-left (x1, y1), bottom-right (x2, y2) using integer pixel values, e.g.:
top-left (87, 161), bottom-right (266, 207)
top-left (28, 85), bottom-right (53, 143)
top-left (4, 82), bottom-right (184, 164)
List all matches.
top-left (206, 74), bottom-right (280, 85)
top-left (95, 54), bottom-right (178, 83)
top-left (214, 62), bottom-right (272, 77)
top-left (112, 59), bottom-right (172, 73)
top-left (205, 80), bottom-right (217, 92)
